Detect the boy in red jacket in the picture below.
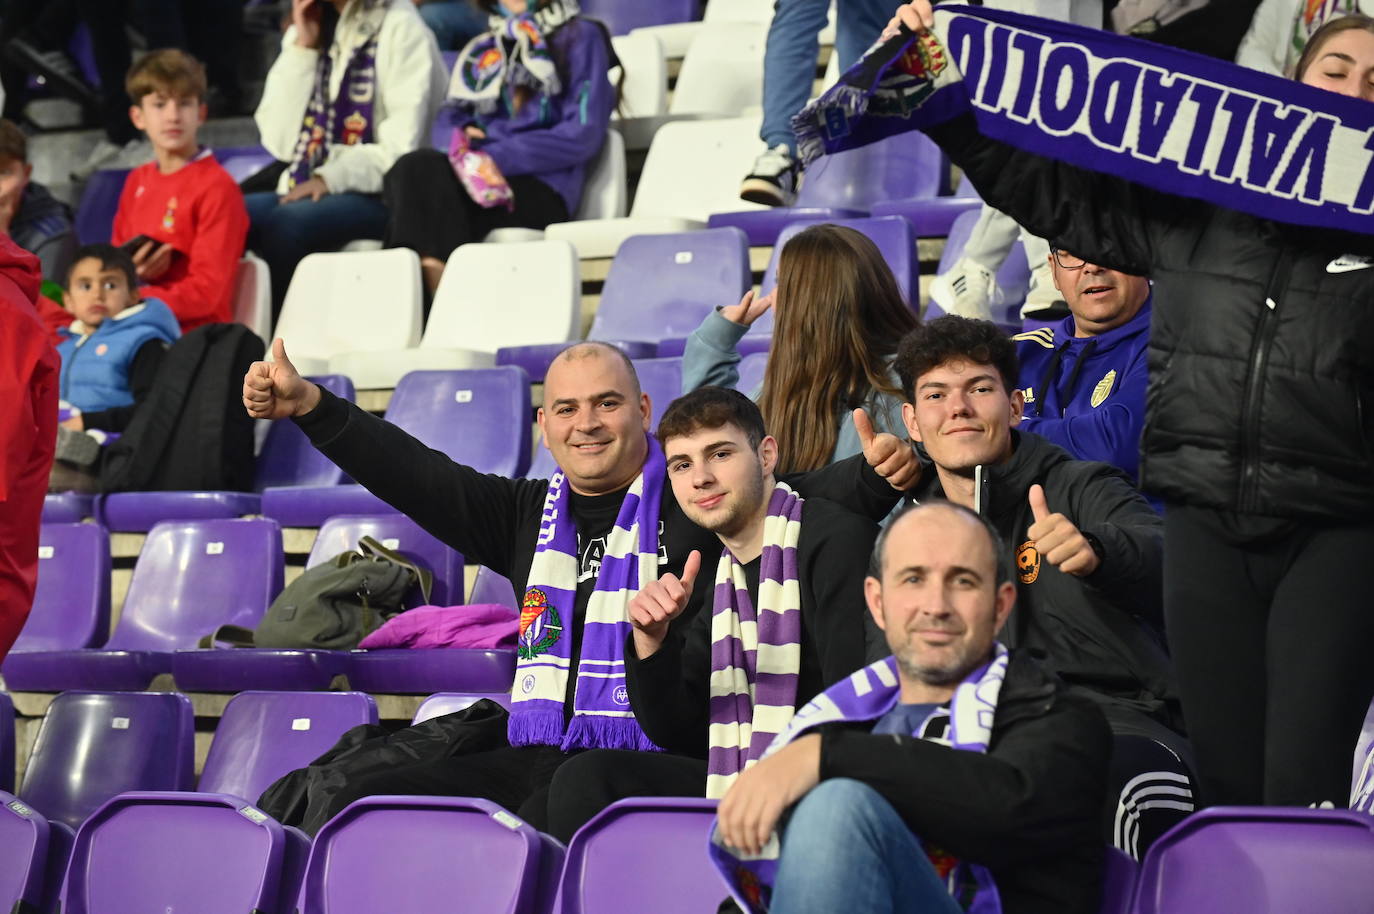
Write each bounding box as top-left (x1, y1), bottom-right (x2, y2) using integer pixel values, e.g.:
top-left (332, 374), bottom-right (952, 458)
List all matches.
top-left (0, 236), bottom-right (58, 663)
top-left (111, 49), bottom-right (248, 333)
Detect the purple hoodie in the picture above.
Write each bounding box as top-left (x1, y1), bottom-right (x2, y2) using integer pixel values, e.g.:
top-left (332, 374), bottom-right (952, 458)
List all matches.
top-left (469, 17), bottom-right (614, 215)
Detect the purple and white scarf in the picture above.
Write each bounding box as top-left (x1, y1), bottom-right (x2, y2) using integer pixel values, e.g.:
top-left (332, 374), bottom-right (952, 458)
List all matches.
top-left (507, 434), bottom-right (663, 753)
top-left (448, 0), bottom-right (580, 116)
top-left (286, 0), bottom-right (386, 189)
top-left (793, 5), bottom-right (1374, 236)
top-left (709, 646), bottom-right (1011, 914)
top-left (706, 482), bottom-right (805, 800)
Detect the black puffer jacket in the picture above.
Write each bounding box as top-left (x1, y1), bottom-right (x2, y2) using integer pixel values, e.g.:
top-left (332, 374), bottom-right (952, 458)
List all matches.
top-left (930, 115), bottom-right (1374, 520)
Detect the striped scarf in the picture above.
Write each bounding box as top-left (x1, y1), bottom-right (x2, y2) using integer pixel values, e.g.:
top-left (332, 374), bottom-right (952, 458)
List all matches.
top-left (285, 0), bottom-right (386, 189)
top-left (448, 0), bottom-right (580, 116)
top-left (706, 482), bottom-right (805, 800)
top-left (709, 646), bottom-right (1011, 914)
top-left (507, 434), bottom-right (663, 753)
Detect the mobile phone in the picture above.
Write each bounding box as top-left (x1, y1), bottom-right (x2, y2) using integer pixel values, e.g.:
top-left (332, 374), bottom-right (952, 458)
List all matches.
top-left (120, 234), bottom-right (157, 255)
top-left (974, 464), bottom-right (991, 516)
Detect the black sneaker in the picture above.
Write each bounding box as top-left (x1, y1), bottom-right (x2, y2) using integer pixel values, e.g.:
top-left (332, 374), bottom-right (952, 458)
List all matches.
top-left (740, 143), bottom-right (797, 207)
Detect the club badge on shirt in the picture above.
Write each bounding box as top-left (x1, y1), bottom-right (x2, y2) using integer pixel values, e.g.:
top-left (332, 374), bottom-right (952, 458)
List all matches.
top-left (1091, 369), bottom-right (1117, 408)
top-left (162, 196), bottom-right (178, 233)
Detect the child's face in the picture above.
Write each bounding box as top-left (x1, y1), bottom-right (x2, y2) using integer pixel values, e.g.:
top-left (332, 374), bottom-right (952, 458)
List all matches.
top-left (67, 258), bottom-right (135, 328)
top-left (129, 91), bottom-right (205, 156)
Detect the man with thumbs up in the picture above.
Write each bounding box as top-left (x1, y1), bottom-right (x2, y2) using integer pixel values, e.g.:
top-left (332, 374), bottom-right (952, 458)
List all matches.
top-left (243, 340), bottom-right (911, 833)
top-left (544, 387), bottom-right (874, 841)
top-left (892, 316), bottom-right (1190, 857)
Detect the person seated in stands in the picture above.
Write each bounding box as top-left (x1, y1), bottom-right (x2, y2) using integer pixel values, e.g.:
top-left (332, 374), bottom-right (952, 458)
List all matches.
top-left (242, 339), bottom-right (916, 833)
top-left (893, 315), bottom-right (1191, 855)
top-left (0, 118), bottom-right (76, 284)
top-left (110, 49), bottom-right (248, 334)
top-left (711, 501), bottom-right (1111, 914)
top-left (683, 224), bottom-right (917, 473)
top-left (51, 244), bottom-right (179, 492)
top-left (1012, 247), bottom-right (1151, 482)
top-left (383, 0), bottom-right (616, 296)
top-left (248, 0), bottom-right (447, 314)
top-left (542, 386), bottom-right (877, 841)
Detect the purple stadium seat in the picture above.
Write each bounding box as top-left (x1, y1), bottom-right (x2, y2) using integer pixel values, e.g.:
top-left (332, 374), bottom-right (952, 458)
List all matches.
top-left (346, 647), bottom-right (516, 694)
top-left (63, 791), bottom-right (309, 914)
top-left (74, 168), bottom-right (131, 244)
top-left (198, 692), bottom-right (378, 803)
top-left (1, 791), bottom-right (73, 914)
top-left (1132, 807), bottom-right (1374, 913)
top-left (633, 357), bottom-right (683, 427)
top-left (19, 691), bottom-right (194, 829)
top-left (3, 518), bottom-right (282, 691)
top-left (580, 0), bottom-right (701, 35)
top-left (172, 512), bottom-right (462, 691)
top-left (6, 523), bottom-right (111, 660)
top-left (559, 798), bottom-right (723, 914)
top-left (99, 374), bottom-right (356, 533)
top-left (871, 173), bottom-right (984, 237)
top-left (302, 796), bottom-right (563, 914)
top-left (412, 692), bottom-right (512, 723)
top-left (213, 145), bottom-right (278, 184)
top-left (927, 208), bottom-right (1032, 328)
top-left (708, 133), bottom-right (945, 246)
top-left (735, 350), bottom-right (768, 396)
top-left (469, 565), bottom-right (518, 609)
top-left (496, 228), bottom-right (750, 381)
top-left (41, 491), bottom-right (94, 522)
top-left (262, 367), bottom-right (531, 528)
top-left (0, 693), bottom-right (12, 794)
top-left (759, 215), bottom-right (918, 305)
top-left (1100, 848), bottom-right (1138, 914)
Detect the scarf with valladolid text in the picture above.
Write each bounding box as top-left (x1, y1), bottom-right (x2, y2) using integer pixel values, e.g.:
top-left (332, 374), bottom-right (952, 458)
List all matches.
top-left (448, 0), bottom-right (580, 115)
top-left (286, 0), bottom-right (386, 189)
top-left (507, 433), bottom-right (663, 753)
top-left (792, 5), bottom-right (1374, 236)
top-left (709, 646), bottom-right (1011, 914)
top-left (706, 482), bottom-right (805, 800)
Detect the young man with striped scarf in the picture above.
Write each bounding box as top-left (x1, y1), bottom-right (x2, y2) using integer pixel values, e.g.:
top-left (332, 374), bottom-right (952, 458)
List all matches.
top-left (544, 386), bottom-right (878, 841)
top-left (243, 342), bottom-right (915, 832)
top-left (711, 501), bottom-right (1112, 914)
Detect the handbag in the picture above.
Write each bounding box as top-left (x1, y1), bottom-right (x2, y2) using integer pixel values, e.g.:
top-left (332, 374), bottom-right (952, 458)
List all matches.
top-left (205, 536), bottom-right (434, 651)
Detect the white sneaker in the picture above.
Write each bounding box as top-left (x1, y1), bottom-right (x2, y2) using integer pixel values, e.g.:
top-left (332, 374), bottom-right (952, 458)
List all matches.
top-left (929, 256), bottom-right (1002, 320)
top-left (71, 137), bottom-right (152, 181)
top-left (740, 143), bottom-right (797, 207)
top-left (1020, 258), bottom-right (1068, 319)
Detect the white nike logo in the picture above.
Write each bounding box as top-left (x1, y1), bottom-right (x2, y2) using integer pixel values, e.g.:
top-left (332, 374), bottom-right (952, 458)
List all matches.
top-left (1327, 255), bottom-right (1373, 274)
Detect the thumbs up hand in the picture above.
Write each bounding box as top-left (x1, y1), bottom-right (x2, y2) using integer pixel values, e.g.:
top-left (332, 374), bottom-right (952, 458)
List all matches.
top-left (1026, 484), bottom-right (1099, 577)
top-left (242, 338), bottom-right (322, 421)
top-left (629, 549), bottom-right (703, 659)
top-left (854, 407), bottom-right (920, 491)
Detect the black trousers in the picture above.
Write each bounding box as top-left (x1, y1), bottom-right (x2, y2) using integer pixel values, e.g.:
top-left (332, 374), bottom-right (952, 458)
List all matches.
top-left (545, 749), bottom-right (708, 844)
top-left (1163, 503), bottom-right (1374, 807)
top-left (319, 743), bottom-right (576, 832)
top-left (1099, 702), bottom-right (1196, 859)
top-left (382, 147), bottom-right (570, 262)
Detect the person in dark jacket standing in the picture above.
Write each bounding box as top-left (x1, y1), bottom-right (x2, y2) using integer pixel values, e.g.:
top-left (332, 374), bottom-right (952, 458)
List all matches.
top-left (894, 316), bottom-right (1190, 857)
top-left (712, 500), bottom-right (1111, 914)
top-left (544, 387), bottom-right (876, 842)
top-left (884, 3), bottom-right (1374, 809)
top-left (1013, 248), bottom-right (1152, 484)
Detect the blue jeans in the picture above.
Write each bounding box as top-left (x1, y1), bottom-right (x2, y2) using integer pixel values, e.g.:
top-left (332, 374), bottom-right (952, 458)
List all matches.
top-left (244, 191), bottom-right (389, 316)
top-left (761, 0), bottom-right (895, 151)
top-left (771, 779), bottom-right (964, 914)
top-left (418, 1), bottom-right (489, 50)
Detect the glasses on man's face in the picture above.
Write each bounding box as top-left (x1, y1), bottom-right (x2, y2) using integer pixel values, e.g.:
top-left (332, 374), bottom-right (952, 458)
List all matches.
top-left (1052, 249), bottom-right (1086, 270)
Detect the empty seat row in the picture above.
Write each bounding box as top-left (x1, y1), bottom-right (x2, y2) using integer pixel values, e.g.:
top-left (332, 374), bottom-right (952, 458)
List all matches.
top-left (3, 515), bottom-right (517, 695)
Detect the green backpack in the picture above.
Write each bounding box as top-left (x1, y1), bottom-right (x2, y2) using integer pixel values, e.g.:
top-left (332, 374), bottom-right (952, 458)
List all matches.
top-left (208, 536), bottom-right (434, 651)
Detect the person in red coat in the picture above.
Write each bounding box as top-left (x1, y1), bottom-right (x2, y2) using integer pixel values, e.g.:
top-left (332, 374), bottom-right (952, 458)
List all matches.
top-left (0, 235), bottom-right (58, 663)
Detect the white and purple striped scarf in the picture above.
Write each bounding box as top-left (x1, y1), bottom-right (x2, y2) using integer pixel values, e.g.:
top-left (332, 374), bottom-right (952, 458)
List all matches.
top-left (507, 434), bottom-right (663, 753)
top-left (709, 646), bottom-right (1011, 914)
top-left (706, 482), bottom-right (805, 800)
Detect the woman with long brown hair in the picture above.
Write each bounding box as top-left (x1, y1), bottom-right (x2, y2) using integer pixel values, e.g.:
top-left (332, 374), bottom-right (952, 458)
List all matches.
top-left (682, 223), bottom-right (918, 474)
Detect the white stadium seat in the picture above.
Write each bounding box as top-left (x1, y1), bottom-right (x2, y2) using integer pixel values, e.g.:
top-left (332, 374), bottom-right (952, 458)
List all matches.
top-left (231, 253), bottom-right (272, 344)
top-left (329, 240), bottom-right (581, 389)
top-left (668, 22), bottom-right (769, 117)
top-left (485, 129), bottom-right (628, 243)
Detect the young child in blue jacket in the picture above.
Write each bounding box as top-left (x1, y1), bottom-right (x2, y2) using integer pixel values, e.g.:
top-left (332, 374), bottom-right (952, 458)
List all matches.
top-left (57, 244), bottom-right (180, 435)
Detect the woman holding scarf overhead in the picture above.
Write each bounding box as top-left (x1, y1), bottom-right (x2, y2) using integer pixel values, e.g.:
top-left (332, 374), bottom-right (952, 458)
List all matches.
top-left (869, 5), bottom-right (1374, 812)
top-left (248, 0), bottom-right (448, 314)
top-left (381, 0), bottom-right (616, 296)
